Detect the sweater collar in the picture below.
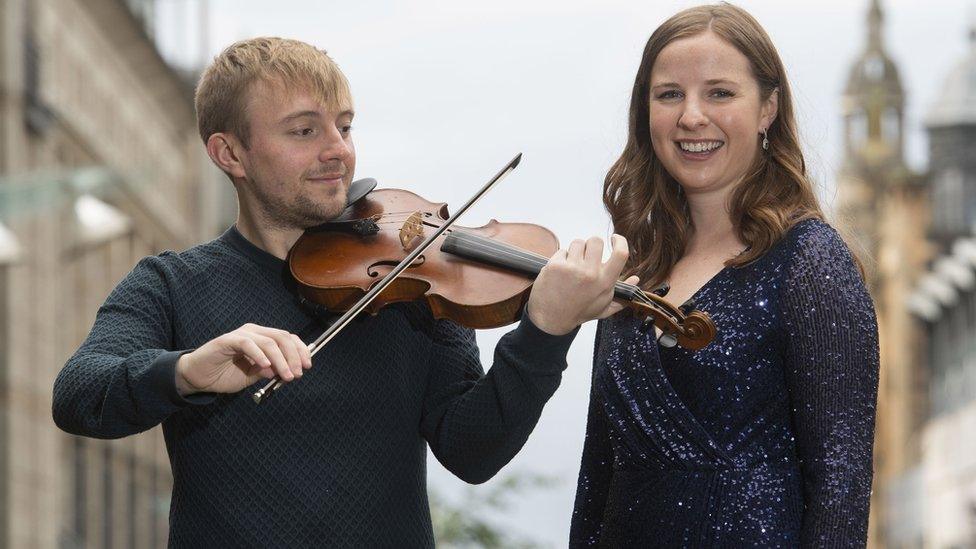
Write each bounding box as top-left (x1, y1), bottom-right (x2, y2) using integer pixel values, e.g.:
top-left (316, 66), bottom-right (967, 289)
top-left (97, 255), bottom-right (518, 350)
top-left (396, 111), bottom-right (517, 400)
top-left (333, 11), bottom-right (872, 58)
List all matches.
top-left (220, 225), bottom-right (287, 273)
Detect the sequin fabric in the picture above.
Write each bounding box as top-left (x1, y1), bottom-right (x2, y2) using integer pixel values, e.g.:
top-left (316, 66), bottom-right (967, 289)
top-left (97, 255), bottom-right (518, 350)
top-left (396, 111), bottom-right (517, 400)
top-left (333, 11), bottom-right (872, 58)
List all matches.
top-left (570, 219), bottom-right (879, 547)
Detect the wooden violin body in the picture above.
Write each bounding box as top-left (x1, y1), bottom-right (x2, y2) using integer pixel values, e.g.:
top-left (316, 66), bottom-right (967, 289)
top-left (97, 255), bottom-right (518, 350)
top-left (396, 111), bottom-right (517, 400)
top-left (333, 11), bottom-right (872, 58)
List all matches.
top-left (289, 188), bottom-right (559, 329)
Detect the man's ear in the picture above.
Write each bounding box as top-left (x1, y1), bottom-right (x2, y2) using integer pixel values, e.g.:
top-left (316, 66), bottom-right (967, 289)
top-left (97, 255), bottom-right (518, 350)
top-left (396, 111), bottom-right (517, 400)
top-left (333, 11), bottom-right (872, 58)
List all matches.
top-left (759, 87), bottom-right (779, 132)
top-left (206, 133), bottom-right (247, 179)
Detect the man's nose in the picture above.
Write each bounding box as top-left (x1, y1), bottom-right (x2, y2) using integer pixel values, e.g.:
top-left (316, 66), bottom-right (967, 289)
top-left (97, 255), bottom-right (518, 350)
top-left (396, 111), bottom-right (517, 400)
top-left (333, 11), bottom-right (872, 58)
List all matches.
top-left (318, 126), bottom-right (351, 162)
top-left (677, 98), bottom-right (709, 130)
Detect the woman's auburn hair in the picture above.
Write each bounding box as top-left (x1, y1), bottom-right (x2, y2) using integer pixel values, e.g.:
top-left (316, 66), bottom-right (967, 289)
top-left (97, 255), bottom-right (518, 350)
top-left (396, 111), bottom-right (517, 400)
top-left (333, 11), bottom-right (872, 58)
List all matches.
top-left (605, 3), bottom-right (825, 286)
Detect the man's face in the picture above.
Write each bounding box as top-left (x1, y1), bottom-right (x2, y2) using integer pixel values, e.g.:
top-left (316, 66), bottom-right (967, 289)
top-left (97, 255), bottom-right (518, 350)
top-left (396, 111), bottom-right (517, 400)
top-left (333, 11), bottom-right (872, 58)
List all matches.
top-left (235, 80), bottom-right (356, 229)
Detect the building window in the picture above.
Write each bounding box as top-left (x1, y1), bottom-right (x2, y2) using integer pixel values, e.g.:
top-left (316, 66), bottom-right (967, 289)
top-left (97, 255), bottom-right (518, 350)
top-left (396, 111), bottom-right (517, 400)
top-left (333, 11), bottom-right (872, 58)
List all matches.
top-left (22, 0), bottom-right (53, 135)
top-left (932, 169), bottom-right (966, 236)
top-left (947, 173), bottom-right (964, 230)
top-left (882, 107), bottom-right (901, 147)
top-left (848, 110), bottom-right (868, 150)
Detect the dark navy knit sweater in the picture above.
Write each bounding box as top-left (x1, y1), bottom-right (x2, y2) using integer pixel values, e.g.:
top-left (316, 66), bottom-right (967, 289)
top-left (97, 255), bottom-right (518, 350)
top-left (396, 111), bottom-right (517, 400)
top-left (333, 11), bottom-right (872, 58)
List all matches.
top-left (53, 225), bottom-right (576, 548)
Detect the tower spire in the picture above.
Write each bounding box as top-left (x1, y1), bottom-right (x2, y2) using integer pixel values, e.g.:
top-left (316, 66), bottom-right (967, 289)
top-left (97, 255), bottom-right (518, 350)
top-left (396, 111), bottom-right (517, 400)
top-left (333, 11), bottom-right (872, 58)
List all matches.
top-left (868, 0), bottom-right (884, 52)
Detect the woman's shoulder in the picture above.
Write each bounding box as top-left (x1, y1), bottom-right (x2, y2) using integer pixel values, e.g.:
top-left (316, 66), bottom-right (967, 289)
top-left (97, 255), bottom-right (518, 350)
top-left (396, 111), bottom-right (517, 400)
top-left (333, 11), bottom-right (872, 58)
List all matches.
top-left (783, 217), bottom-right (839, 246)
top-left (772, 217), bottom-right (868, 299)
top-left (774, 217), bottom-right (854, 267)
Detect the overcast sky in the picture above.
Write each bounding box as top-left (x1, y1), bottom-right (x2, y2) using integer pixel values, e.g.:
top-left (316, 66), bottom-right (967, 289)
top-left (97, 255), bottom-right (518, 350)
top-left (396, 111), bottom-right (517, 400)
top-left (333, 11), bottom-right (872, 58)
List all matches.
top-left (155, 1), bottom-right (973, 545)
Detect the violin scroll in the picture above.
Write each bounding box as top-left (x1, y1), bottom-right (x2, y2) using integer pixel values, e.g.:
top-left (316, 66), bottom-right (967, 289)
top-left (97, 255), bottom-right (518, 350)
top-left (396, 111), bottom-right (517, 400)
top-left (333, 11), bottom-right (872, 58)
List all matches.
top-left (628, 292), bottom-right (717, 350)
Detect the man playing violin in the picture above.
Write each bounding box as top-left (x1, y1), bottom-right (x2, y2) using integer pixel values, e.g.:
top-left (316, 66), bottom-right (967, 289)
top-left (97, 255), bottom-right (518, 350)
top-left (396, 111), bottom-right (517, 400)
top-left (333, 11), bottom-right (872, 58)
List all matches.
top-left (52, 37), bottom-right (632, 547)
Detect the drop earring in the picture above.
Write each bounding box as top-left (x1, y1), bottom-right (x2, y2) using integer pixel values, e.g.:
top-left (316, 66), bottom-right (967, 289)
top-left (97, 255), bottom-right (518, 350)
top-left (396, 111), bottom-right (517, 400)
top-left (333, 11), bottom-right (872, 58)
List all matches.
top-left (761, 128), bottom-right (769, 151)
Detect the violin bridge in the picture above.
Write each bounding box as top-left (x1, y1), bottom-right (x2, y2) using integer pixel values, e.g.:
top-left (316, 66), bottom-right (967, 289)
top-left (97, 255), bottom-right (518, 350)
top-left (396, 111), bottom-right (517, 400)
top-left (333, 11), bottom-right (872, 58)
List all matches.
top-left (399, 211), bottom-right (425, 249)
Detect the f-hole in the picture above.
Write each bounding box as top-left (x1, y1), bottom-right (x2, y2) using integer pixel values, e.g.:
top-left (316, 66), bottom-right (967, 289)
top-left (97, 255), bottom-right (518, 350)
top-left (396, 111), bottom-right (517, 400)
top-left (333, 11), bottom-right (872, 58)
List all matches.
top-left (367, 256), bottom-right (426, 277)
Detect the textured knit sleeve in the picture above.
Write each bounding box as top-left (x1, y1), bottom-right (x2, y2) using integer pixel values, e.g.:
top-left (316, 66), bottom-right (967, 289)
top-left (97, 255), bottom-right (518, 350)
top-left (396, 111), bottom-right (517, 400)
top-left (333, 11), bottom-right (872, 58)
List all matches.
top-left (419, 311), bottom-right (577, 484)
top-left (779, 223), bottom-right (879, 547)
top-left (570, 320), bottom-right (613, 547)
top-left (53, 255), bottom-right (212, 439)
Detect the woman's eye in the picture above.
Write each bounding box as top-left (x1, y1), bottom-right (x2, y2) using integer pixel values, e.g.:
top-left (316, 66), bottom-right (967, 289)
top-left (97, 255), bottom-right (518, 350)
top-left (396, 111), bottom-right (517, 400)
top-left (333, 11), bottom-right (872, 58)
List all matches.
top-left (657, 90), bottom-right (682, 100)
top-left (340, 125), bottom-right (353, 135)
top-left (711, 89), bottom-right (735, 98)
top-left (293, 127), bottom-right (315, 137)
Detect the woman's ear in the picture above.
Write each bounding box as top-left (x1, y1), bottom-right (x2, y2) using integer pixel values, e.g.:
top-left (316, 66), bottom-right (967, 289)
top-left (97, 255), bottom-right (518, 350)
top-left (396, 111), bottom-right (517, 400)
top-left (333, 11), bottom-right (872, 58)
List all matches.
top-left (206, 133), bottom-right (247, 180)
top-left (760, 87), bottom-right (779, 131)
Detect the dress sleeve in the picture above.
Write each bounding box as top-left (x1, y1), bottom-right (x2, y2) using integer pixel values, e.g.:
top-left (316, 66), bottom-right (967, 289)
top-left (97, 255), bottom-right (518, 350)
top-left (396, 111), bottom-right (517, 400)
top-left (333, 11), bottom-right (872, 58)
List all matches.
top-left (52, 255), bottom-right (213, 439)
top-left (570, 320), bottom-right (613, 547)
top-left (779, 224), bottom-right (880, 547)
top-left (419, 310), bottom-right (578, 484)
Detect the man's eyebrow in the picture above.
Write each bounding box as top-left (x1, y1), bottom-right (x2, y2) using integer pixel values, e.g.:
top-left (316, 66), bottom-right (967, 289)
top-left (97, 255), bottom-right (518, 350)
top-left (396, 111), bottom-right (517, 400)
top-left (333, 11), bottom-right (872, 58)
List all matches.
top-left (279, 110), bottom-right (320, 124)
top-left (278, 109), bottom-right (355, 124)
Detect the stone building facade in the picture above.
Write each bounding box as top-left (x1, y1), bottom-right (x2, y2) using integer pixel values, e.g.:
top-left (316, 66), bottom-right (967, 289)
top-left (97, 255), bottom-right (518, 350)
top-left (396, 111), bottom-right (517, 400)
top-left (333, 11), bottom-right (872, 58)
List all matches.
top-left (0, 0), bottom-right (225, 546)
top-left (834, 3), bottom-right (930, 543)
top-left (899, 23), bottom-right (976, 549)
top-left (836, 1), bottom-right (976, 547)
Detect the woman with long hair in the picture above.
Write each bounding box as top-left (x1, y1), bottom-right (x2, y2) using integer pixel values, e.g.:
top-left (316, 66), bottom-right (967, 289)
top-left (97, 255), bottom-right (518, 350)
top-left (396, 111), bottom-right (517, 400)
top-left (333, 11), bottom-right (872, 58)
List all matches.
top-left (570, 4), bottom-right (879, 546)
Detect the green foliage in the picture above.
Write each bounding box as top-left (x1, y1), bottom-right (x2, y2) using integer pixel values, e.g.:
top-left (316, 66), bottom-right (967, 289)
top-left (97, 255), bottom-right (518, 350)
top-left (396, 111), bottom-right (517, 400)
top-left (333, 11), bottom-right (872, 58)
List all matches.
top-left (430, 472), bottom-right (558, 549)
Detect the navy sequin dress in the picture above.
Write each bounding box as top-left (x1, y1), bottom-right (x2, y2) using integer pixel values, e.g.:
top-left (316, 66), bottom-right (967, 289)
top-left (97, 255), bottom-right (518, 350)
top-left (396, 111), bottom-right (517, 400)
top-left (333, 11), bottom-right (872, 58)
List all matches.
top-left (570, 219), bottom-right (879, 547)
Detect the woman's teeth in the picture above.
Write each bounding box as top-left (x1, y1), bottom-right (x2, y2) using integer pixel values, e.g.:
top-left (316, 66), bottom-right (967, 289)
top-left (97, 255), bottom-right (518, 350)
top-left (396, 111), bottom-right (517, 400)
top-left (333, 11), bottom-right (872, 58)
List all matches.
top-left (678, 141), bottom-right (723, 153)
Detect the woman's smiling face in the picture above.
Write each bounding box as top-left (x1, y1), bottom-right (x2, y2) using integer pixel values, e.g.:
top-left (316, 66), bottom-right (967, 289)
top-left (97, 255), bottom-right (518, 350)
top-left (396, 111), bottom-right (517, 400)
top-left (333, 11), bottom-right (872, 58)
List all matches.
top-left (648, 30), bottom-right (778, 198)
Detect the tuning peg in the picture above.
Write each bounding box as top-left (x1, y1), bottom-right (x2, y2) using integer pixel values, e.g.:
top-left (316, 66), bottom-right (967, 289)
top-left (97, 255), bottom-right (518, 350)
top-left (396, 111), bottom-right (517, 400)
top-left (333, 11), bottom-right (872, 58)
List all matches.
top-left (651, 282), bottom-right (670, 297)
top-left (679, 297), bottom-right (696, 316)
top-left (658, 332), bottom-right (678, 348)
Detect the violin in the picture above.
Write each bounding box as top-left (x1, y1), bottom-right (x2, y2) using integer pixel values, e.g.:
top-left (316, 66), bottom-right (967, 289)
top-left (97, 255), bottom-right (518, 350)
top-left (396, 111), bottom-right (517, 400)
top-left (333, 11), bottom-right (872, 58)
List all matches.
top-left (252, 155), bottom-right (716, 403)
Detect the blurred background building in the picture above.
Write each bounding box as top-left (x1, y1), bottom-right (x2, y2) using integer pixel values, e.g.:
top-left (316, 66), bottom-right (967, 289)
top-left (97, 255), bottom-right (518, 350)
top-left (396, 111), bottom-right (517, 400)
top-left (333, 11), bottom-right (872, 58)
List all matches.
top-left (835, 1), bottom-right (976, 547)
top-left (0, 0), bottom-right (227, 546)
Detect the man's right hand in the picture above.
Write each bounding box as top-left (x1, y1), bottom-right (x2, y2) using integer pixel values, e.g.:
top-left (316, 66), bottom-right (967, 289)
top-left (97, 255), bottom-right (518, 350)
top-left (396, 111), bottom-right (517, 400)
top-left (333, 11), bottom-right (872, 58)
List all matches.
top-left (175, 323), bottom-right (312, 396)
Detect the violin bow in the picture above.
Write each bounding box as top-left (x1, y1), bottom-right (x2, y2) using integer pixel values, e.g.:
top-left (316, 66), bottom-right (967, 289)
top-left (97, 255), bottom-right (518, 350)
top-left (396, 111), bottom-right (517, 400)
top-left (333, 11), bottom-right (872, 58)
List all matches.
top-left (253, 153), bottom-right (523, 404)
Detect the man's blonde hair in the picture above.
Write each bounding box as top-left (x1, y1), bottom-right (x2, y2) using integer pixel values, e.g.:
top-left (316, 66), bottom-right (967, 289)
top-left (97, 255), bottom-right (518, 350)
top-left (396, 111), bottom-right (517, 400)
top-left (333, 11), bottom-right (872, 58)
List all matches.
top-left (194, 37), bottom-right (352, 148)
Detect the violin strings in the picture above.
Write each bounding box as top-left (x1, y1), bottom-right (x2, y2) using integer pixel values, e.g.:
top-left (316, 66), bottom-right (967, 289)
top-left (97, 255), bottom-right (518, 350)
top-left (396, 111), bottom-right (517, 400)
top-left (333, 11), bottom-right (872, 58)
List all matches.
top-left (448, 230), bottom-right (655, 305)
top-left (444, 230), bottom-right (660, 309)
top-left (354, 214), bottom-right (661, 309)
top-left (333, 215), bottom-right (686, 330)
top-left (445, 230), bottom-right (656, 307)
top-left (458, 234), bottom-right (664, 311)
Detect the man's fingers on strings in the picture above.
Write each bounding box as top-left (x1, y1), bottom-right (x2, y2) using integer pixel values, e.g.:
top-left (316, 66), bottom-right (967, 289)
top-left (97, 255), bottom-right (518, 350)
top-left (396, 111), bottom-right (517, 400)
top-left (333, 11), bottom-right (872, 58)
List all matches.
top-left (603, 234), bottom-right (630, 281)
top-left (578, 237), bottom-right (605, 290)
top-left (582, 236), bottom-right (605, 267)
top-left (548, 247), bottom-right (568, 265)
top-left (567, 239), bottom-right (585, 263)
